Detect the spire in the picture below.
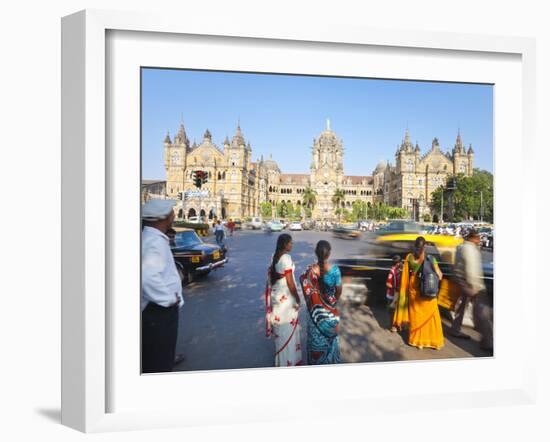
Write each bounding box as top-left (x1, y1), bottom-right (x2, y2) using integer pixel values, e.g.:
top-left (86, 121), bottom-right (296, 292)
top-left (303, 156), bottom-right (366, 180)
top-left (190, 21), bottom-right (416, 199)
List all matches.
top-left (231, 122), bottom-right (245, 147)
top-left (174, 122), bottom-right (189, 146)
top-left (203, 129), bottom-right (212, 141)
top-left (415, 141), bottom-right (420, 153)
top-left (400, 127), bottom-right (413, 151)
top-left (246, 141), bottom-right (252, 151)
top-left (223, 135), bottom-right (230, 145)
top-left (468, 143), bottom-right (474, 155)
top-left (164, 130), bottom-right (172, 144)
top-left (454, 129), bottom-right (464, 153)
top-left (432, 137), bottom-right (440, 151)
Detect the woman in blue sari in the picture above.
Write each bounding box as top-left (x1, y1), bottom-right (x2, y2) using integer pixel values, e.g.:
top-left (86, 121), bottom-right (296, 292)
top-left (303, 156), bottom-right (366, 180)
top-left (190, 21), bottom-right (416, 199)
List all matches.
top-left (299, 240), bottom-right (342, 364)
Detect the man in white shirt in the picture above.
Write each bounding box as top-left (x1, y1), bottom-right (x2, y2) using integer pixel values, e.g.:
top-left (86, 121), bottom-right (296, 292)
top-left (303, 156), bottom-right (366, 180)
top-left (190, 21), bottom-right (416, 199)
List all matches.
top-left (141, 199), bottom-right (183, 373)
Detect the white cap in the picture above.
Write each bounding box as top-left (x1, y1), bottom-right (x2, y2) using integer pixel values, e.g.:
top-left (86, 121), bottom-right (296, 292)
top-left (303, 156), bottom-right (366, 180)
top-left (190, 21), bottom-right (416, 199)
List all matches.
top-left (141, 199), bottom-right (177, 221)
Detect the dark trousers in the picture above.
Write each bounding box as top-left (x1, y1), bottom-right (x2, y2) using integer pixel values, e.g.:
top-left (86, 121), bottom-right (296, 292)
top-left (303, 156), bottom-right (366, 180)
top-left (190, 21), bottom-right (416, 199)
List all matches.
top-left (142, 302), bottom-right (179, 373)
top-left (473, 292), bottom-right (493, 349)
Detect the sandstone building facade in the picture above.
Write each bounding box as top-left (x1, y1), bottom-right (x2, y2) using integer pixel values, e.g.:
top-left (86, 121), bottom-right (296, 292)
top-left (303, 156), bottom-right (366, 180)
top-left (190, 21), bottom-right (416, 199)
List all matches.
top-left (159, 120), bottom-right (473, 221)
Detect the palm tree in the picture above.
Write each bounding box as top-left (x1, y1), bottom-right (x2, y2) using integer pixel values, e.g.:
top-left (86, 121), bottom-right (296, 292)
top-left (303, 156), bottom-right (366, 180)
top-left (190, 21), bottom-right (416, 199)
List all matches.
top-left (332, 188), bottom-right (345, 222)
top-left (302, 187), bottom-right (317, 212)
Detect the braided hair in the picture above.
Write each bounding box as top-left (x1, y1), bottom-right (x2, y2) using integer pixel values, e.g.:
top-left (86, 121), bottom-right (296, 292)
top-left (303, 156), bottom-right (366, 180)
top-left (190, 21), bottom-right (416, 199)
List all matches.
top-left (271, 233), bottom-right (293, 285)
top-left (315, 240), bottom-right (332, 293)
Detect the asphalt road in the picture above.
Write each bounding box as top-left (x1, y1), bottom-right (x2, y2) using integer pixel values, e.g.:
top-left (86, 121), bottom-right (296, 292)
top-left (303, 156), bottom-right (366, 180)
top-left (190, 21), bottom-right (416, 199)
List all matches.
top-left (173, 229), bottom-right (493, 372)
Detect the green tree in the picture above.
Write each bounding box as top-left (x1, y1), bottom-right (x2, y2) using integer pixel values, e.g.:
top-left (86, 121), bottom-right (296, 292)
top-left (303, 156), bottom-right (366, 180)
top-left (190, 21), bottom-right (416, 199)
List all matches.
top-left (286, 202), bottom-right (295, 219)
top-left (302, 187), bottom-right (317, 211)
top-left (332, 189), bottom-right (345, 221)
top-left (260, 202), bottom-right (273, 219)
top-left (276, 201), bottom-right (289, 218)
top-left (429, 169), bottom-right (493, 222)
top-left (351, 200), bottom-right (367, 221)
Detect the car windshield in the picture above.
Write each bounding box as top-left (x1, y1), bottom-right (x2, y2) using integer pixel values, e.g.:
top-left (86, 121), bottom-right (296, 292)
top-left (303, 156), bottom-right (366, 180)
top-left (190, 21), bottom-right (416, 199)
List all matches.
top-left (174, 231), bottom-right (202, 247)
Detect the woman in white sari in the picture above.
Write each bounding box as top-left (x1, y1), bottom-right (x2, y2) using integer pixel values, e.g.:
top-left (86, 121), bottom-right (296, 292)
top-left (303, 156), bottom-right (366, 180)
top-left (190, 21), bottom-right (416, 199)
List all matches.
top-left (265, 234), bottom-right (303, 367)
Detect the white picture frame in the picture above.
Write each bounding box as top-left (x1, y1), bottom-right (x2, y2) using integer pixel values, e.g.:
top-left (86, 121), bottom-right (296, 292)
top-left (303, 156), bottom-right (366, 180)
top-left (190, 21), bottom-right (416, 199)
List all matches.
top-left (61, 9), bottom-right (537, 433)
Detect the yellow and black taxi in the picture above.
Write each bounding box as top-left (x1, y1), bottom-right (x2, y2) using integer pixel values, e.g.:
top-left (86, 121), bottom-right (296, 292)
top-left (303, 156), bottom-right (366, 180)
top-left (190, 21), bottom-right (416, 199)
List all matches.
top-left (335, 231), bottom-right (493, 310)
top-left (170, 228), bottom-right (228, 284)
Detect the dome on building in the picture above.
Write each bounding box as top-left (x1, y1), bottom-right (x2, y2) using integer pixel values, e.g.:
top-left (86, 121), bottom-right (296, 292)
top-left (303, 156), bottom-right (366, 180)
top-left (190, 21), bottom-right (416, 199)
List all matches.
top-left (374, 160), bottom-right (387, 173)
top-left (317, 119), bottom-right (339, 144)
top-left (262, 154), bottom-right (280, 172)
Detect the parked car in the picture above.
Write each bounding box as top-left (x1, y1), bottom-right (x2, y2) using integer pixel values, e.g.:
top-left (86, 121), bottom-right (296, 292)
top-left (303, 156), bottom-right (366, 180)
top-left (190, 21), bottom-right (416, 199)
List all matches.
top-left (288, 222), bottom-right (303, 231)
top-left (170, 228), bottom-right (228, 284)
top-left (332, 224), bottom-right (361, 239)
top-left (302, 219), bottom-right (314, 230)
top-left (247, 216), bottom-right (264, 230)
top-left (265, 220), bottom-right (284, 232)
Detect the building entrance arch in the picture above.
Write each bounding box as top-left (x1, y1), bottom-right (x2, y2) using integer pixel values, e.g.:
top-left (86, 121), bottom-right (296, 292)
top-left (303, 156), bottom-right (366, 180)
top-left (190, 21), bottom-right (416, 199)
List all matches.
top-left (188, 208), bottom-right (196, 218)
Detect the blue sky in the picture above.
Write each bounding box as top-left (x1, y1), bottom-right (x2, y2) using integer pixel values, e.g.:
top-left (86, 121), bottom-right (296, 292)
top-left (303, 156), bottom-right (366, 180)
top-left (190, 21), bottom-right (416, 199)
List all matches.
top-left (141, 68), bottom-right (493, 179)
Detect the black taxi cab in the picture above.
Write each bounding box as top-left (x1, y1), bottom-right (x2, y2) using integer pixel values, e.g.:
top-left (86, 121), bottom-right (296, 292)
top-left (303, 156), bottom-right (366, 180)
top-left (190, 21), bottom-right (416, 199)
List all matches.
top-left (170, 228), bottom-right (228, 284)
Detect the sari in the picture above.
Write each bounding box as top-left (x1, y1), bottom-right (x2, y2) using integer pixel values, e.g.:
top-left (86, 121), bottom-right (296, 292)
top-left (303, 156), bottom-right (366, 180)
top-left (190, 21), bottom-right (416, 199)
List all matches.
top-left (264, 253), bottom-right (302, 367)
top-left (400, 253), bottom-right (444, 350)
top-left (299, 264), bottom-right (341, 364)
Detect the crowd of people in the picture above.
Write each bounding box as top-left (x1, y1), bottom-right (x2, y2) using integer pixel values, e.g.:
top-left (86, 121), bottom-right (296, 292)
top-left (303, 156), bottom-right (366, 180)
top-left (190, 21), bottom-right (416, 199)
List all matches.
top-left (263, 229), bottom-right (493, 368)
top-left (140, 198), bottom-right (492, 373)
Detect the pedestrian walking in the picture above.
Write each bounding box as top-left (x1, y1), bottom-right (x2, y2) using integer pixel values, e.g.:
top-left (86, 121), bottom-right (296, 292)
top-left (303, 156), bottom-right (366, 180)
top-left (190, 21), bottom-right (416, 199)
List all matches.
top-left (227, 218), bottom-right (235, 236)
top-left (299, 240), bottom-right (342, 364)
top-left (399, 236), bottom-right (444, 350)
top-left (386, 255), bottom-right (403, 332)
top-left (141, 200), bottom-right (184, 373)
top-left (450, 230), bottom-right (493, 350)
top-left (264, 234), bottom-right (303, 367)
top-left (214, 219), bottom-right (225, 246)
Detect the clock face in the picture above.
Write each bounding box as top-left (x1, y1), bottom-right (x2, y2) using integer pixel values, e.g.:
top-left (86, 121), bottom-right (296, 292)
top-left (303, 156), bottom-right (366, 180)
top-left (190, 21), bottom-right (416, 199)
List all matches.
top-left (459, 163), bottom-right (466, 172)
top-left (171, 151), bottom-right (180, 164)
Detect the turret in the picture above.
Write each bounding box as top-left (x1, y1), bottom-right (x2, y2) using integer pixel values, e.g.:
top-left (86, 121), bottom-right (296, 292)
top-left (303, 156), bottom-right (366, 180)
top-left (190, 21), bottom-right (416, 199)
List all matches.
top-left (173, 122), bottom-right (189, 148)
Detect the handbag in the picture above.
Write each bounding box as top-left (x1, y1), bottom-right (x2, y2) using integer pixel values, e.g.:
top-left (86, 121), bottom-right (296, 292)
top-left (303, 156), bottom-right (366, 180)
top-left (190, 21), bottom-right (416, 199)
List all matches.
top-left (419, 255), bottom-right (440, 298)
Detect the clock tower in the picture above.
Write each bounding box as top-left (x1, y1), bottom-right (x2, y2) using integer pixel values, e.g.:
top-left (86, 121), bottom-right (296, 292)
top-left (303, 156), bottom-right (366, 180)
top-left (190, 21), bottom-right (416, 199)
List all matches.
top-left (164, 122), bottom-right (189, 197)
top-left (310, 119), bottom-right (344, 219)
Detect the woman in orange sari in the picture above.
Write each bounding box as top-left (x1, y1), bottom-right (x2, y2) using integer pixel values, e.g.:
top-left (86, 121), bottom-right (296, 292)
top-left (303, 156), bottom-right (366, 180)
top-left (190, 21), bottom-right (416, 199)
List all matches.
top-left (398, 236), bottom-right (445, 350)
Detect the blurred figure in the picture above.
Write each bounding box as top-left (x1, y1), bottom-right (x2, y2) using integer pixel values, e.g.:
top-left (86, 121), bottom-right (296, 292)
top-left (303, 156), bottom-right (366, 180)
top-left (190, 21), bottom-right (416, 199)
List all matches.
top-left (386, 255), bottom-right (403, 332)
top-left (214, 219), bottom-right (225, 246)
top-left (227, 218), bottom-right (235, 236)
top-left (264, 234), bottom-right (302, 367)
top-left (399, 236), bottom-right (444, 350)
top-left (141, 200), bottom-right (184, 373)
top-left (451, 230), bottom-right (493, 351)
top-left (300, 240), bottom-right (342, 364)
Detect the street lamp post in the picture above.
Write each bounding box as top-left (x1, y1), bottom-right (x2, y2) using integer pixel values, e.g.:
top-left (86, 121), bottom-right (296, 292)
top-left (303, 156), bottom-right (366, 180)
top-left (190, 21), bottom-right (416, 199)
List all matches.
top-left (480, 190), bottom-right (484, 222)
top-left (440, 191), bottom-right (444, 224)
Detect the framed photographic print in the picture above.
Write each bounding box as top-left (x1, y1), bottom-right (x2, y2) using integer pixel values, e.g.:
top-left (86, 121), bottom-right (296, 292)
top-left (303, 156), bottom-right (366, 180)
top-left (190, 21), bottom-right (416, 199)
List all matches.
top-left (61, 9), bottom-right (537, 433)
